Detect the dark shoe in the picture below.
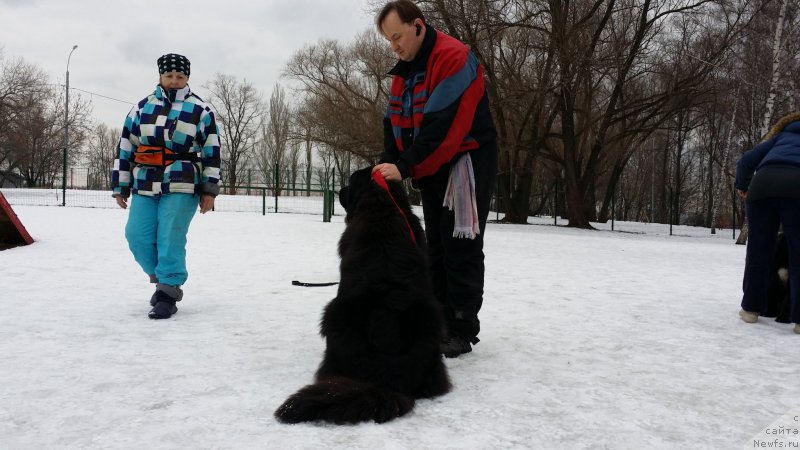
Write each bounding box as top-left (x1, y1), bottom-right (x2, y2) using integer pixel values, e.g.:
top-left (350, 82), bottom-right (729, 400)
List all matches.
top-left (150, 284), bottom-right (183, 306)
top-left (148, 301), bottom-right (177, 319)
top-left (441, 336), bottom-right (473, 358)
top-left (148, 290), bottom-right (178, 319)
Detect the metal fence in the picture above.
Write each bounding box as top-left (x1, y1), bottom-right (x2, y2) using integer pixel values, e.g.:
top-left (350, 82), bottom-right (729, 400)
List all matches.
top-left (3, 186), bottom-right (339, 221)
top-left (2, 167), bottom-right (736, 238)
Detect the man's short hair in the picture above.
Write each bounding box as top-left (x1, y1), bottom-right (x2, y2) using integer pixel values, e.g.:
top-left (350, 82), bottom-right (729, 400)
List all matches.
top-left (376, 0), bottom-right (425, 32)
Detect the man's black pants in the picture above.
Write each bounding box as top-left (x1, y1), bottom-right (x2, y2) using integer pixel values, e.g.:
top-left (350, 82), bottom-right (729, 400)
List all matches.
top-left (419, 143), bottom-right (498, 342)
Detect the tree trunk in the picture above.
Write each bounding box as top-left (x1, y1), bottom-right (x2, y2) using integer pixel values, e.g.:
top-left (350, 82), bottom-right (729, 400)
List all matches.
top-left (228, 162), bottom-right (238, 194)
top-left (760, 0), bottom-right (789, 137)
top-left (705, 148), bottom-right (715, 229)
top-left (560, 85), bottom-right (593, 229)
top-left (672, 112), bottom-right (689, 225)
top-left (712, 91), bottom-right (739, 233)
top-left (495, 170), bottom-right (511, 219)
top-left (564, 176), bottom-right (592, 228)
top-left (583, 180), bottom-right (598, 222)
top-left (598, 164), bottom-right (625, 223)
top-left (530, 181), bottom-right (555, 216)
top-left (504, 170), bottom-right (535, 223)
top-left (734, 0), bottom-right (788, 243)
top-left (736, 220), bottom-right (749, 245)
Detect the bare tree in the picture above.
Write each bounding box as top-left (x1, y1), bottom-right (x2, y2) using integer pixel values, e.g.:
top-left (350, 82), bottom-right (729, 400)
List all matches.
top-left (315, 143), bottom-right (336, 191)
top-left (4, 69), bottom-right (91, 188)
top-left (415, 0), bottom-right (762, 228)
top-left (723, 0), bottom-right (799, 243)
top-left (285, 140), bottom-right (302, 193)
top-left (256, 84), bottom-right (291, 193)
top-left (204, 73), bottom-right (264, 193)
top-left (0, 55), bottom-right (51, 183)
top-left (291, 0), bottom-right (775, 228)
top-left (294, 113), bottom-right (316, 194)
top-left (759, 0), bottom-right (791, 136)
top-left (283, 30), bottom-right (392, 161)
top-left (84, 123), bottom-right (119, 190)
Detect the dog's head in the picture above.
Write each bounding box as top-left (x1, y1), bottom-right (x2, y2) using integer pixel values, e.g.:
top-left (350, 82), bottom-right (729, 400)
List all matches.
top-left (338, 167), bottom-right (412, 222)
top-left (338, 167), bottom-right (373, 216)
top-left (337, 166), bottom-right (424, 251)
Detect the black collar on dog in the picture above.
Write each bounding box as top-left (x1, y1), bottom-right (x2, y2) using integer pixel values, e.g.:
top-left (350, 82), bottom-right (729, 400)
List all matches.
top-left (371, 171), bottom-right (417, 245)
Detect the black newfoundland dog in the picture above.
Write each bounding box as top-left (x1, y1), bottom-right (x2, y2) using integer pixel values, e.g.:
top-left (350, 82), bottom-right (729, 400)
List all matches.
top-left (765, 231), bottom-right (791, 323)
top-left (274, 167), bottom-right (451, 424)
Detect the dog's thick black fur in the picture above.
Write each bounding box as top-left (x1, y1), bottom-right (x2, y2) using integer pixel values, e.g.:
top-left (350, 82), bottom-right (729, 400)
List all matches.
top-left (274, 167), bottom-right (451, 424)
top-left (764, 231), bottom-right (791, 323)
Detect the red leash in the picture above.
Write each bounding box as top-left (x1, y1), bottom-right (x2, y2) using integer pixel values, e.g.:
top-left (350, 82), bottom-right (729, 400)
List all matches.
top-left (371, 171), bottom-right (417, 245)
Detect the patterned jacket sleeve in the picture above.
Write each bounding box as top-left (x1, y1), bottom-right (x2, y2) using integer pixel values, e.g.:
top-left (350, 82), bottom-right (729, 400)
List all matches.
top-left (380, 115), bottom-right (409, 177)
top-left (197, 107), bottom-right (221, 197)
top-left (400, 49), bottom-right (484, 179)
top-left (111, 106), bottom-right (140, 198)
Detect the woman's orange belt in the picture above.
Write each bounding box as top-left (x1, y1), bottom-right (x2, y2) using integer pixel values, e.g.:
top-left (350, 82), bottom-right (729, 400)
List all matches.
top-left (133, 146), bottom-right (199, 166)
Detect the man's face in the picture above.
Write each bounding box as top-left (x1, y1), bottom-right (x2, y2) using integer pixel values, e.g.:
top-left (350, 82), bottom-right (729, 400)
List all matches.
top-left (380, 11), bottom-right (423, 62)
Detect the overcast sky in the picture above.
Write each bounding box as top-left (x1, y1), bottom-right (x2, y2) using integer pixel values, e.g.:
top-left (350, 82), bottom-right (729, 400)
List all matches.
top-left (0, 0), bottom-right (376, 129)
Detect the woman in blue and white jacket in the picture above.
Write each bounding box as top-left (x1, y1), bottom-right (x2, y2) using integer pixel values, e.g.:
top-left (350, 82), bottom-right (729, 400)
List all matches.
top-left (735, 111), bottom-right (800, 334)
top-left (112, 53), bottom-right (221, 320)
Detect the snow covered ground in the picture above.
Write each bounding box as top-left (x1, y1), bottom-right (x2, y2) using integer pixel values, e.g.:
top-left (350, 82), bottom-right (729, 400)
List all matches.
top-left (1, 204), bottom-right (798, 449)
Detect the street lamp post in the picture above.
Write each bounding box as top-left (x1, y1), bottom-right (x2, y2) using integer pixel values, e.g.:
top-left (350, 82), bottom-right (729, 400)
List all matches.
top-left (62, 45), bottom-right (78, 207)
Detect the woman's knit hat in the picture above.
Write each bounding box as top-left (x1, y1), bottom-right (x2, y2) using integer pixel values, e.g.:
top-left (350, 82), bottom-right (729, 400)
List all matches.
top-left (157, 53), bottom-right (190, 77)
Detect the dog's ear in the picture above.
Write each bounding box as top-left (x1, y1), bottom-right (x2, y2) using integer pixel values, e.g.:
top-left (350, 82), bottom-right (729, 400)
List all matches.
top-left (340, 167), bottom-right (376, 214)
top-left (351, 167), bottom-right (372, 185)
top-left (338, 186), bottom-right (350, 211)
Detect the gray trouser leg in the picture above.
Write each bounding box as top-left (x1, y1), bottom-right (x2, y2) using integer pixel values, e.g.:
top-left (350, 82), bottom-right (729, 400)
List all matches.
top-left (155, 283), bottom-right (183, 301)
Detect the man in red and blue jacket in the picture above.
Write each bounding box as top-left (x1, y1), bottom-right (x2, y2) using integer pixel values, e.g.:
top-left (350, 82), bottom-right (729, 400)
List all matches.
top-left (374, 0), bottom-right (498, 357)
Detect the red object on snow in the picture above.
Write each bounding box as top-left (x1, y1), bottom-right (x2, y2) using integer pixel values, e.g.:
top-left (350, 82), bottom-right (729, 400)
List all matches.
top-left (0, 191), bottom-right (33, 249)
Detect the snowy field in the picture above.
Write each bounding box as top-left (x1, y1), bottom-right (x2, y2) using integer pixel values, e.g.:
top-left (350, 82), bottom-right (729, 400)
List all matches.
top-left (1, 204), bottom-right (799, 449)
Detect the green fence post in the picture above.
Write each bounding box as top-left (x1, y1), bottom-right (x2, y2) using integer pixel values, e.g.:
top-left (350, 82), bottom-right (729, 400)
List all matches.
top-left (611, 187), bottom-right (616, 231)
top-left (274, 163), bottom-right (279, 214)
top-left (732, 183), bottom-right (737, 240)
top-left (554, 178), bottom-right (558, 226)
top-left (669, 187), bottom-right (673, 236)
top-left (61, 147), bottom-right (67, 206)
top-left (323, 190), bottom-right (331, 222)
top-left (495, 176), bottom-right (500, 223)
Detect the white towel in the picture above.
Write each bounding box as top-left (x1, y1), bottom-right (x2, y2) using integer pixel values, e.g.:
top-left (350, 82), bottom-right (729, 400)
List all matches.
top-left (443, 153), bottom-right (479, 239)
